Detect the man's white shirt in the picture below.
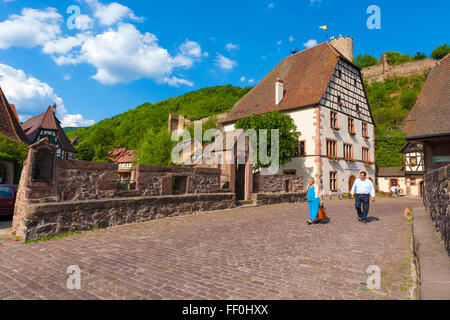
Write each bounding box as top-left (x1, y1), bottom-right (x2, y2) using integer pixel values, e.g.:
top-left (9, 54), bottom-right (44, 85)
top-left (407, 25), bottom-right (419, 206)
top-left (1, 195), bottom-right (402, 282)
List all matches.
top-left (351, 178), bottom-right (376, 197)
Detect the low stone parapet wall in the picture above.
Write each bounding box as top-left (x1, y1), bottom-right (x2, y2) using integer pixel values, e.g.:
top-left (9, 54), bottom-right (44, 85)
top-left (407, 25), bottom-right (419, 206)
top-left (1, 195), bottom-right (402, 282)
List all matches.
top-left (423, 165), bottom-right (449, 254)
top-left (253, 192), bottom-right (307, 206)
top-left (253, 173), bottom-right (303, 193)
top-left (13, 193), bottom-right (236, 241)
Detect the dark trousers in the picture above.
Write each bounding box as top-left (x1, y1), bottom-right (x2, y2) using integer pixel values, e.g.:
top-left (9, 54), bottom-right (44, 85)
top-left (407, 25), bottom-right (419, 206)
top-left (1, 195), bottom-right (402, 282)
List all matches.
top-left (355, 194), bottom-right (370, 220)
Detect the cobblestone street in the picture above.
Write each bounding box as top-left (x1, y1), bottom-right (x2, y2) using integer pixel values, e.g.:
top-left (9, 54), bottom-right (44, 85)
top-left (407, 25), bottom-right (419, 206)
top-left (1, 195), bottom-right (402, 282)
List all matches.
top-left (0, 198), bottom-right (420, 300)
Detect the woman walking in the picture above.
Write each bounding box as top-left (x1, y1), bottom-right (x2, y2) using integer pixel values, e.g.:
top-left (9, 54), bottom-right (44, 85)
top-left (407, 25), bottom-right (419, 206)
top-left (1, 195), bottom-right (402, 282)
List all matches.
top-left (306, 177), bottom-right (324, 225)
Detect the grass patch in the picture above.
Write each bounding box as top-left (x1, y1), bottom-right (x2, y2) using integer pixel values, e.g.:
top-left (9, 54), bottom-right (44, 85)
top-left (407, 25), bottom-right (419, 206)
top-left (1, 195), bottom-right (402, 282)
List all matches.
top-left (24, 228), bottom-right (101, 244)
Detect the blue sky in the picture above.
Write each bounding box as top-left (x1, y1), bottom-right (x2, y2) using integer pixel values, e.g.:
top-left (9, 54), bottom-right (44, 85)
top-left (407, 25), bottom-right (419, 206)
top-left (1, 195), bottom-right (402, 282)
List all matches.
top-left (0, 0), bottom-right (448, 127)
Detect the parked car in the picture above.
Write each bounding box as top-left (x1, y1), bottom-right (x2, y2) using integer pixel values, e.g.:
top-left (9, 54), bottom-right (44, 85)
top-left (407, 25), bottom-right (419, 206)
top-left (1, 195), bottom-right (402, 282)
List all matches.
top-left (0, 185), bottom-right (15, 217)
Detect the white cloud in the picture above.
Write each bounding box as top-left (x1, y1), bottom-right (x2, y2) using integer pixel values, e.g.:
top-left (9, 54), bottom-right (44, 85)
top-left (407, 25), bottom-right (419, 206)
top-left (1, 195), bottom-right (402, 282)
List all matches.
top-left (267, 2), bottom-right (275, 9)
top-left (53, 24), bottom-right (201, 86)
top-left (240, 76), bottom-right (246, 82)
top-left (289, 36), bottom-right (295, 42)
top-left (277, 40), bottom-right (282, 46)
top-left (173, 39), bottom-right (207, 68)
top-left (85, 0), bottom-right (143, 26)
top-left (248, 79), bottom-right (255, 84)
top-left (225, 42), bottom-right (239, 52)
top-left (59, 114), bottom-right (95, 127)
top-left (74, 14), bottom-right (94, 30)
top-left (63, 74), bottom-right (71, 80)
top-left (164, 76), bottom-right (193, 87)
top-left (0, 63), bottom-right (94, 127)
top-left (310, 0), bottom-right (322, 5)
top-left (303, 39), bottom-right (318, 48)
top-left (215, 54), bottom-right (237, 71)
top-left (0, 8), bottom-right (62, 49)
top-left (42, 33), bottom-right (88, 55)
top-left (0, 5), bottom-right (201, 87)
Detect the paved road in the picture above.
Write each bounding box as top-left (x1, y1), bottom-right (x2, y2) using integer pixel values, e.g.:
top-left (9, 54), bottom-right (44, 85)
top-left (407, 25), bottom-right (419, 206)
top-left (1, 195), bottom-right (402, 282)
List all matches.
top-left (0, 198), bottom-right (420, 300)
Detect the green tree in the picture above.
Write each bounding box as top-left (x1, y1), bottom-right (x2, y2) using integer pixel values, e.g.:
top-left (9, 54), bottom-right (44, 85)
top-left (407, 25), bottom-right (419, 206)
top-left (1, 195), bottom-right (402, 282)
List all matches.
top-left (413, 52), bottom-right (427, 60)
top-left (138, 129), bottom-right (175, 166)
top-left (375, 129), bottom-right (406, 168)
top-left (384, 51), bottom-right (412, 66)
top-left (76, 141), bottom-right (95, 161)
top-left (353, 54), bottom-right (378, 68)
top-left (431, 43), bottom-right (450, 60)
top-left (235, 111), bottom-right (300, 171)
top-left (0, 133), bottom-right (28, 183)
top-left (66, 85), bottom-right (252, 163)
top-left (399, 89), bottom-right (419, 110)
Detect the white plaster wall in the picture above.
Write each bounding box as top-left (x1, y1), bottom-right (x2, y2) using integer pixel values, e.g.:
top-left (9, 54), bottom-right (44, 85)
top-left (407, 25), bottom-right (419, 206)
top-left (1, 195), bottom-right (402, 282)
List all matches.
top-left (279, 107), bottom-right (318, 182)
top-left (223, 123), bottom-right (236, 133)
top-left (283, 107), bottom-right (316, 156)
top-left (377, 177), bottom-right (407, 195)
top-left (319, 105), bottom-right (375, 193)
top-left (377, 177), bottom-right (390, 193)
top-left (319, 105), bottom-right (375, 163)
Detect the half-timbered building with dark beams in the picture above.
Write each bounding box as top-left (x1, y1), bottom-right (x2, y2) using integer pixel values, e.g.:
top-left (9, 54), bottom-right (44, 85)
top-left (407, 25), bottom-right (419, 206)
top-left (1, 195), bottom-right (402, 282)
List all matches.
top-left (222, 37), bottom-right (376, 196)
top-left (21, 104), bottom-right (77, 160)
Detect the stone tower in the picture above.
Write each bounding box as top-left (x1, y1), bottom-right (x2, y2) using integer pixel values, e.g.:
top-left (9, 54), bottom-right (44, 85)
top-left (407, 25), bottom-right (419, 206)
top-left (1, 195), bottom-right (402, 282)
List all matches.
top-left (330, 36), bottom-right (354, 62)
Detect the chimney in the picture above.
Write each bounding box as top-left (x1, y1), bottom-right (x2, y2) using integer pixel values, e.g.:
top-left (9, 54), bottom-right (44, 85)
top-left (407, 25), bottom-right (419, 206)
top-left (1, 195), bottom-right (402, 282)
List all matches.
top-left (52, 104), bottom-right (57, 113)
top-left (275, 78), bottom-right (284, 106)
top-left (330, 36), bottom-right (354, 62)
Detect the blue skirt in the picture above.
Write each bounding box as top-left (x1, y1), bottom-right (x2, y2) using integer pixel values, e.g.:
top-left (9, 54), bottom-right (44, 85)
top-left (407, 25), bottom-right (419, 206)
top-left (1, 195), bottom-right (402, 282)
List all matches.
top-left (308, 198), bottom-right (321, 220)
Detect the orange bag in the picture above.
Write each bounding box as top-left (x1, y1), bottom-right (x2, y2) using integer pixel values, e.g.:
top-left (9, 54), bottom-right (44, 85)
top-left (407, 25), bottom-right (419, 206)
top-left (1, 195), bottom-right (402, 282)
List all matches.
top-left (317, 205), bottom-right (328, 221)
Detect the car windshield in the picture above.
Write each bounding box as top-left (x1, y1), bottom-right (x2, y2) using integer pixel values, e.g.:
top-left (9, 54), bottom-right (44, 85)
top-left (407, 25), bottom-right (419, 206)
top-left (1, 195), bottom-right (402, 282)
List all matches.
top-left (0, 186), bottom-right (13, 198)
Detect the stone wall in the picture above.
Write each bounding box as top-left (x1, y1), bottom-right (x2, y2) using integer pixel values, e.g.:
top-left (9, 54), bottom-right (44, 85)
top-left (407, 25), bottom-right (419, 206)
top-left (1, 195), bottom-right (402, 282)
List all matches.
top-left (57, 159), bottom-right (119, 201)
top-left (133, 165), bottom-right (221, 196)
top-left (253, 173), bottom-right (303, 193)
top-left (253, 192), bottom-right (307, 206)
top-left (423, 165), bottom-right (450, 254)
top-left (12, 139), bottom-right (229, 241)
top-left (14, 193), bottom-right (236, 241)
top-left (362, 58), bottom-right (438, 83)
top-left (56, 161), bottom-right (221, 200)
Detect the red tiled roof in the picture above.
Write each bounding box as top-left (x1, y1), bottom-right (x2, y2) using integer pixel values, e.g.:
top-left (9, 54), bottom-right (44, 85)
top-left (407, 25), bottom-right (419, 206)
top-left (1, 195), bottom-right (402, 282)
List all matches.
top-left (0, 86), bottom-right (29, 143)
top-left (21, 105), bottom-right (76, 153)
top-left (222, 41), bottom-right (347, 123)
top-left (9, 104), bottom-right (19, 121)
top-left (109, 148), bottom-right (135, 163)
top-left (404, 54), bottom-right (450, 138)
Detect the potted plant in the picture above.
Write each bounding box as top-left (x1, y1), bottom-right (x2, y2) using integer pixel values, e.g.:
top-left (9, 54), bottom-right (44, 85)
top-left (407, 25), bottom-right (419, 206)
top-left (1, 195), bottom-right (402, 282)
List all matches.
top-left (328, 156), bottom-right (339, 162)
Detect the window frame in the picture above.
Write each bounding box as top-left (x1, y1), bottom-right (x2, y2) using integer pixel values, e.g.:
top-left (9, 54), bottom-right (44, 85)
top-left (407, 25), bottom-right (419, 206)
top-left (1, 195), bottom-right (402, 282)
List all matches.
top-left (362, 147), bottom-right (370, 162)
top-left (330, 171), bottom-right (338, 192)
top-left (330, 111), bottom-right (339, 130)
top-left (348, 118), bottom-right (355, 135)
top-left (327, 139), bottom-right (338, 158)
top-left (343, 143), bottom-right (354, 160)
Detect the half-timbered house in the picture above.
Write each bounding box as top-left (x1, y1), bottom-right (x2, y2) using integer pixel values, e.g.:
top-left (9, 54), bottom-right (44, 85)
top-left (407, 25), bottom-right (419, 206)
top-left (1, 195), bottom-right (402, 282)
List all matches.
top-left (221, 37), bottom-right (376, 196)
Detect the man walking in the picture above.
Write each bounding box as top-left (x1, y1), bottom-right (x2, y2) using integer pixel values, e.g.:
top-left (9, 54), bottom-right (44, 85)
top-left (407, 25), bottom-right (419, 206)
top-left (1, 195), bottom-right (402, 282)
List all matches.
top-left (351, 172), bottom-right (376, 223)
